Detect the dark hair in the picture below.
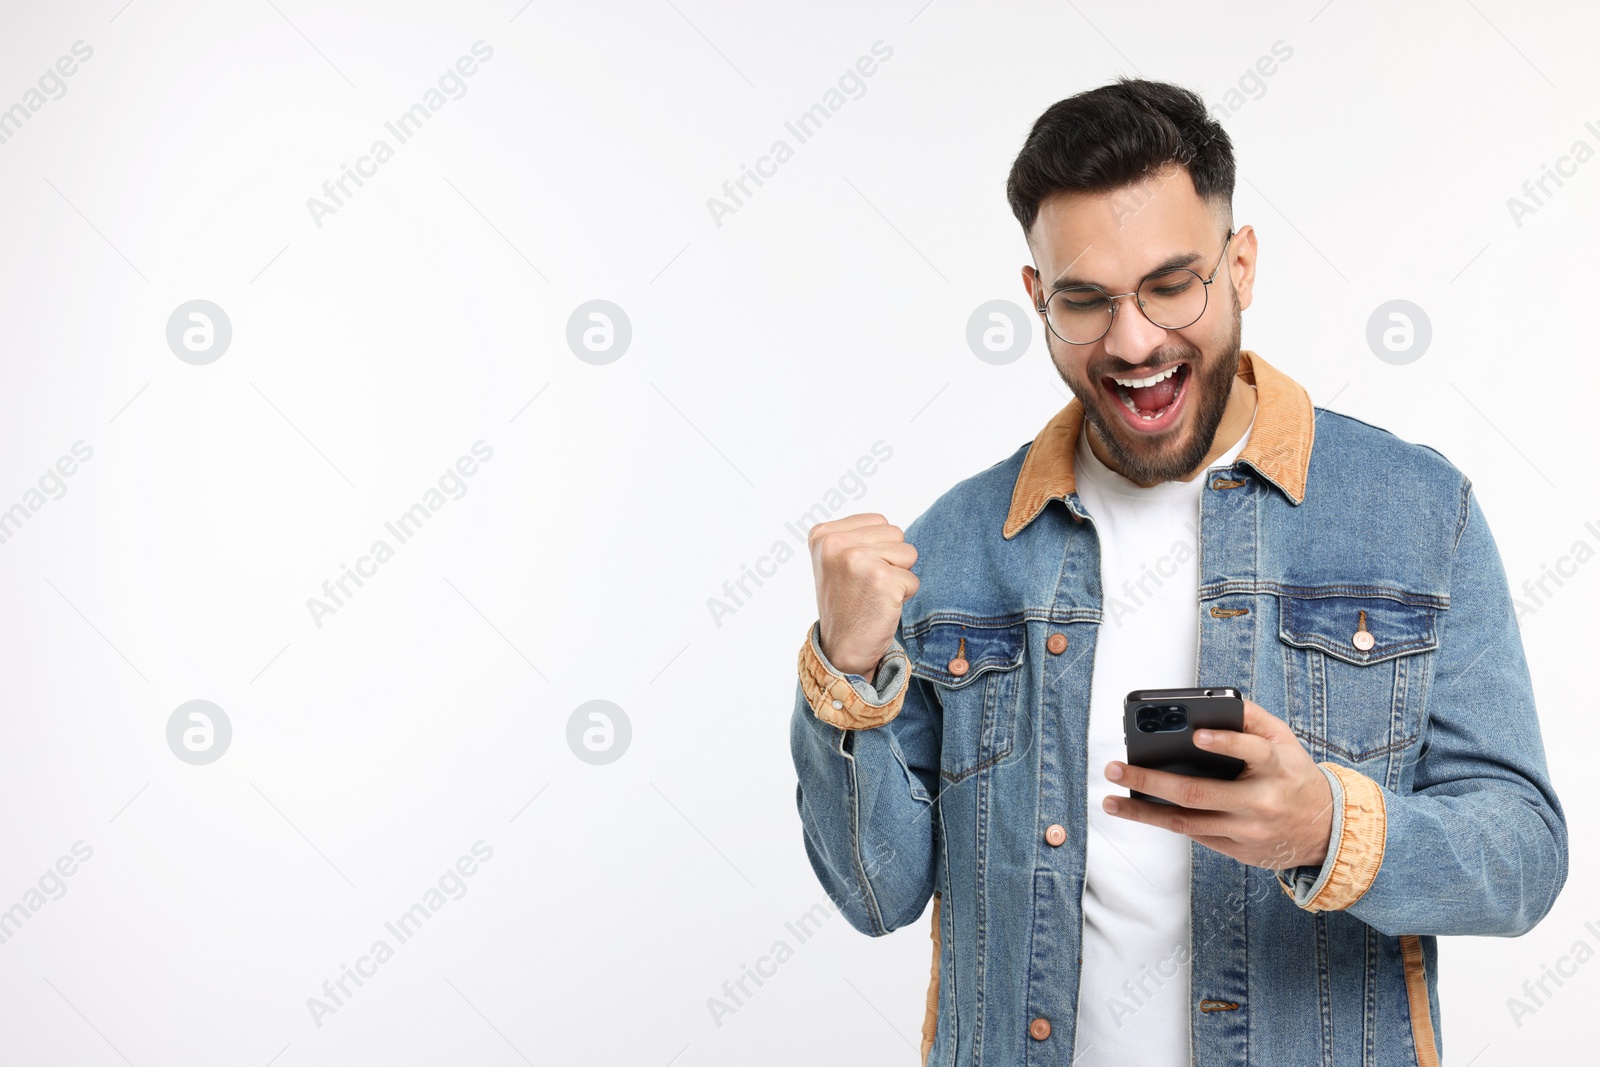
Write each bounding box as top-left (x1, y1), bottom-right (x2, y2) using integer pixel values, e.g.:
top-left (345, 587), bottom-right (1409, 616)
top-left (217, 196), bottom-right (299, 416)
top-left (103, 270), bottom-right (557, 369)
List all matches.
top-left (1006, 78), bottom-right (1235, 238)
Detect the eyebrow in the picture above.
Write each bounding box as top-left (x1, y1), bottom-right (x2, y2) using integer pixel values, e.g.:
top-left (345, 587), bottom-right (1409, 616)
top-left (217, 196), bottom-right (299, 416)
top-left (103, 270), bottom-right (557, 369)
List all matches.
top-left (1050, 247), bottom-right (1205, 291)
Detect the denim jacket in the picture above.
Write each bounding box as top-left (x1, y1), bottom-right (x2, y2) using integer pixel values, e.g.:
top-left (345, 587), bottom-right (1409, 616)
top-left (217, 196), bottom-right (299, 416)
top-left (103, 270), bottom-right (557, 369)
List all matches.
top-left (790, 350), bottom-right (1567, 1066)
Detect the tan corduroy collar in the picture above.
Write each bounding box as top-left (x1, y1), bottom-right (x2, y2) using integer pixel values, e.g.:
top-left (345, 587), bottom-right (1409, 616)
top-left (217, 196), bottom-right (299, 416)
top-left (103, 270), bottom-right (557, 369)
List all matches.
top-left (1002, 349), bottom-right (1315, 540)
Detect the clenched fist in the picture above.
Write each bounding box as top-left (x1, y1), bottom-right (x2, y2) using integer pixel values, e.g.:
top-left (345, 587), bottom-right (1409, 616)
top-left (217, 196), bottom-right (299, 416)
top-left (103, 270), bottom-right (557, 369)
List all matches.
top-left (808, 513), bottom-right (920, 679)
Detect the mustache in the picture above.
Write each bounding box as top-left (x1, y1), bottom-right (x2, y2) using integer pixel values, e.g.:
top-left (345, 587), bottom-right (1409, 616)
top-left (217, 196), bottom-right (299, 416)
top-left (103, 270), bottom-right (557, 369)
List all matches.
top-left (1090, 349), bottom-right (1198, 380)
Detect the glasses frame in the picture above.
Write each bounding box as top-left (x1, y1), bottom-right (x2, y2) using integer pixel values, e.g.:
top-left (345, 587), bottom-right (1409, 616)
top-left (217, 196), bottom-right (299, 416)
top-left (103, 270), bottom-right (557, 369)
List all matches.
top-left (1035, 228), bottom-right (1236, 346)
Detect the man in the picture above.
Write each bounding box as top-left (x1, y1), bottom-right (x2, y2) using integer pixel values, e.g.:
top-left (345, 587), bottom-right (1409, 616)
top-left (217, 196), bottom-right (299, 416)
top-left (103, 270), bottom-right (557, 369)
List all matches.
top-left (789, 79), bottom-right (1567, 1067)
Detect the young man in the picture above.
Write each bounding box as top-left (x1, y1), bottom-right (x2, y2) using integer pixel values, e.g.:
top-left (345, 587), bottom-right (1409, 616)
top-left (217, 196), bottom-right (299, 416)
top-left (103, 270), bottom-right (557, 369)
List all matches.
top-left (790, 79), bottom-right (1567, 1067)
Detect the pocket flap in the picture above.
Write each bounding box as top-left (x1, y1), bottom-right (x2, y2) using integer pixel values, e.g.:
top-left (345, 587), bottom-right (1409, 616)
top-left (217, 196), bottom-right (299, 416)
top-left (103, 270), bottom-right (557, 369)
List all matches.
top-left (905, 617), bottom-right (1027, 689)
top-left (1278, 594), bottom-right (1440, 666)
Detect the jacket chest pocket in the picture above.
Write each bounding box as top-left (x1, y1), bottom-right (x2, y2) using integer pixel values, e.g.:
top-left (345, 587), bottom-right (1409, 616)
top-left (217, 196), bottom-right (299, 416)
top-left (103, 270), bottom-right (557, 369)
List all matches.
top-left (906, 619), bottom-right (1028, 784)
top-left (1276, 593), bottom-right (1440, 766)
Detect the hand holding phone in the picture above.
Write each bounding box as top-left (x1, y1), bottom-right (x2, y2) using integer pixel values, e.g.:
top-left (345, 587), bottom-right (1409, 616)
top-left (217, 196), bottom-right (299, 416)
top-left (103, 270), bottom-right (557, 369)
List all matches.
top-left (1122, 688), bottom-right (1248, 806)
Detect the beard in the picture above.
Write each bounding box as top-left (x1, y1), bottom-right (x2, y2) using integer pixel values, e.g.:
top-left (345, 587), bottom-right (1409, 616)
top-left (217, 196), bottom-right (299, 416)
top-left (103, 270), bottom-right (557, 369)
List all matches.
top-left (1050, 287), bottom-right (1243, 485)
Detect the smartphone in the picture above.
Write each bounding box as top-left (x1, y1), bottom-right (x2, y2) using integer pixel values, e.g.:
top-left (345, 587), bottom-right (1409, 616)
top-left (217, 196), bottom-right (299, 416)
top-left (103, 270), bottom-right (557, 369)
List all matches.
top-left (1121, 688), bottom-right (1247, 806)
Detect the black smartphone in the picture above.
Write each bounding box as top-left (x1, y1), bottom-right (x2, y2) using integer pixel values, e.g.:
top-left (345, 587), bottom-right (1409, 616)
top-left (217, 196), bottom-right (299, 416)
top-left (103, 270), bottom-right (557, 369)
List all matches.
top-left (1121, 688), bottom-right (1247, 806)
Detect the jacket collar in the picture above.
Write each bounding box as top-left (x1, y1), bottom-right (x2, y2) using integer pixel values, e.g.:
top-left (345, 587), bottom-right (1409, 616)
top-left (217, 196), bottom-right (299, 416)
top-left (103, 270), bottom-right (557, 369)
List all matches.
top-left (1002, 349), bottom-right (1315, 540)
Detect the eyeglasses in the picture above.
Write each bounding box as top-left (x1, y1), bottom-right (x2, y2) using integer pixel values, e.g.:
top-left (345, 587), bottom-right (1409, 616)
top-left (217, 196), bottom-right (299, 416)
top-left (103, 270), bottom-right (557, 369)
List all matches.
top-left (1035, 229), bottom-right (1234, 345)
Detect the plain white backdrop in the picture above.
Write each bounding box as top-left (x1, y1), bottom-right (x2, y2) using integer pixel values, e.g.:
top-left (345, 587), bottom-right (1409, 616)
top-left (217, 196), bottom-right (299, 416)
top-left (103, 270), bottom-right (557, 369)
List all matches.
top-left (0, 1), bottom-right (1594, 1063)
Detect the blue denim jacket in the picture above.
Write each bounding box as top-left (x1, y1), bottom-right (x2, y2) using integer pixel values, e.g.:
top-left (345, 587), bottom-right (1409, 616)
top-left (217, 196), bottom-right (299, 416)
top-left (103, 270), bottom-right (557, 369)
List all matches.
top-left (790, 351), bottom-right (1567, 1066)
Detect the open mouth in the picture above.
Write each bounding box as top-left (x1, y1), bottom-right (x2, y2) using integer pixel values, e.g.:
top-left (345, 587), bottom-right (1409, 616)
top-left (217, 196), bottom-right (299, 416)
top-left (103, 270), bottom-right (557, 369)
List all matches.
top-left (1101, 362), bottom-right (1190, 433)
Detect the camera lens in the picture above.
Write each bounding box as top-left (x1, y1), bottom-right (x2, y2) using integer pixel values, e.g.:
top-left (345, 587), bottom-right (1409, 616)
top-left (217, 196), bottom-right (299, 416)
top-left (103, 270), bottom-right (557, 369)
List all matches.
top-left (1138, 720), bottom-right (1160, 733)
top-left (1161, 709), bottom-right (1186, 728)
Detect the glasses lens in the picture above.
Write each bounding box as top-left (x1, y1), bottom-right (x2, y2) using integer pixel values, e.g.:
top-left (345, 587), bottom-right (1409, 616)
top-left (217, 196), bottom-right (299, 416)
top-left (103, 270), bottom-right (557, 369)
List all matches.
top-left (1045, 288), bottom-right (1112, 344)
top-left (1137, 269), bottom-right (1207, 330)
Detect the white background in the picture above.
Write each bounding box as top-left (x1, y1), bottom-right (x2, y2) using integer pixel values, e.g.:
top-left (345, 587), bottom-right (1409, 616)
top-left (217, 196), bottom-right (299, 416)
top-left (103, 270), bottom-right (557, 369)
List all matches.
top-left (0, 1), bottom-right (1594, 1064)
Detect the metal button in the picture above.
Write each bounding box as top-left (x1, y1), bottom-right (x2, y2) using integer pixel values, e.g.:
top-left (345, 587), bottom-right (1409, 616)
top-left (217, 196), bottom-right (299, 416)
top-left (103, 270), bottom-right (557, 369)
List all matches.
top-left (1045, 823), bottom-right (1067, 847)
top-left (832, 699), bottom-right (844, 709)
top-left (1352, 630), bottom-right (1374, 651)
top-left (1046, 632), bottom-right (1068, 654)
top-left (948, 657), bottom-right (969, 676)
top-left (1029, 1017), bottom-right (1052, 1041)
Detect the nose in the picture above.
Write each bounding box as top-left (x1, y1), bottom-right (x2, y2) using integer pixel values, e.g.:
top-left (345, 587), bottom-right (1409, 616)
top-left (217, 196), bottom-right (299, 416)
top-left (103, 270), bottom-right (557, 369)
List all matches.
top-left (1101, 290), bottom-right (1168, 364)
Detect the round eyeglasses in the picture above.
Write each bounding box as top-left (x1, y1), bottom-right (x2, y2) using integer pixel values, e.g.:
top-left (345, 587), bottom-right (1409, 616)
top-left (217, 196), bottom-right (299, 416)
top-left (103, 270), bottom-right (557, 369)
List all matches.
top-left (1035, 229), bottom-right (1234, 345)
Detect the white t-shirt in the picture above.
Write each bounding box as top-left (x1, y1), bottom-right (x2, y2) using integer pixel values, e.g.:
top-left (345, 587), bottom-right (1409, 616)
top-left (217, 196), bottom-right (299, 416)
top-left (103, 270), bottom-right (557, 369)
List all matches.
top-left (1069, 414), bottom-right (1253, 1066)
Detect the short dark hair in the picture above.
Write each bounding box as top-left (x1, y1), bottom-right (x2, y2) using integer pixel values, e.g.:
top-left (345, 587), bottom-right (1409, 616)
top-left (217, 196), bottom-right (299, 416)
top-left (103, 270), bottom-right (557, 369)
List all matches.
top-left (1006, 78), bottom-right (1235, 239)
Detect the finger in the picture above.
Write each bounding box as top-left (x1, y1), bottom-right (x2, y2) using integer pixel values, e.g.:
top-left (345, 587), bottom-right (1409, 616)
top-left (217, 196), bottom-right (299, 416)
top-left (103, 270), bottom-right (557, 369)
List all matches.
top-left (1103, 794), bottom-right (1231, 839)
top-left (818, 513), bottom-right (888, 536)
top-left (1109, 761), bottom-right (1248, 812)
top-left (1191, 725), bottom-right (1272, 768)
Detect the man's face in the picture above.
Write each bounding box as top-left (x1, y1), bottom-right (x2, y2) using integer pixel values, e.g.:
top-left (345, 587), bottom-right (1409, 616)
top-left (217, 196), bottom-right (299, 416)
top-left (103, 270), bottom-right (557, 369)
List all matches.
top-left (1023, 166), bottom-right (1255, 484)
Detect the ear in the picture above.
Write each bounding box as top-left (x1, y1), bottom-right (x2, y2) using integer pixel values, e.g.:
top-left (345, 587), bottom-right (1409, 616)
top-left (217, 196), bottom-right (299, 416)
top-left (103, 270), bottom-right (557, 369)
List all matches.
top-left (1230, 225), bottom-right (1259, 313)
top-left (1021, 263), bottom-right (1041, 310)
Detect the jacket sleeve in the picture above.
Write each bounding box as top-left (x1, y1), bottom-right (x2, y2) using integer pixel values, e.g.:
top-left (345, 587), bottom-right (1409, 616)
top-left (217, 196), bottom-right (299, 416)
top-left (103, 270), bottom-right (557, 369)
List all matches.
top-left (790, 615), bottom-right (940, 936)
top-left (1274, 482), bottom-right (1569, 936)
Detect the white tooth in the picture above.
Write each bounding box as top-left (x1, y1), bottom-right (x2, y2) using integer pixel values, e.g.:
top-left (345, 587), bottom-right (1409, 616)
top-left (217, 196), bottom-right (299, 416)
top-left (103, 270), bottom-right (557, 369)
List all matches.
top-left (1113, 365), bottom-right (1179, 389)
